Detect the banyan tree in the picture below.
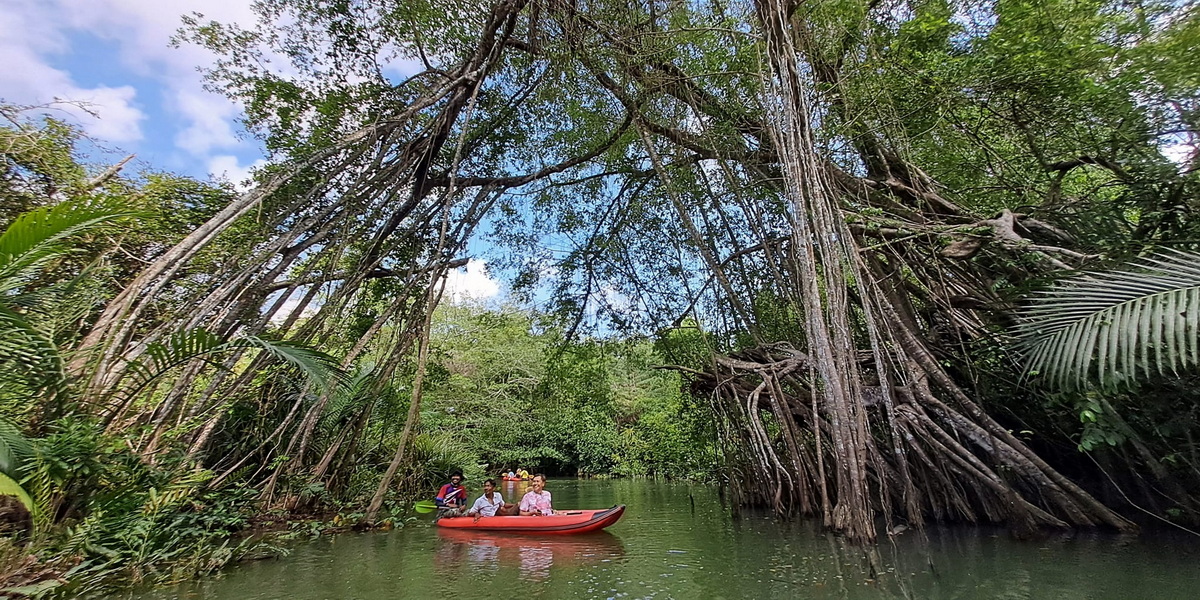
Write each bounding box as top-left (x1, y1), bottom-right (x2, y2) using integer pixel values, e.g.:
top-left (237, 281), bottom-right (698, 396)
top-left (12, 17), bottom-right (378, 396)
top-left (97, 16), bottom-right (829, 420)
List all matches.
top-left (65, 0), bottom-right (1200, 540)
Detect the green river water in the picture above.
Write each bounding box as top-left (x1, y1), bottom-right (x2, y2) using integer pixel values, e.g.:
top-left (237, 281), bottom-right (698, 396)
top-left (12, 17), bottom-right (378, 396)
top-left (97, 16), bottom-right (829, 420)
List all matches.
top-left (116, 479), bottom-right (1200, 599)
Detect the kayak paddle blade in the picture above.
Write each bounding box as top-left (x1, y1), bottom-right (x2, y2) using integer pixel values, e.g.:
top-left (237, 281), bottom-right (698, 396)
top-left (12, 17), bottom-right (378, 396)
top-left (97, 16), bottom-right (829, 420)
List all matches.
top-left (414, 500), bottom-right (437, 514)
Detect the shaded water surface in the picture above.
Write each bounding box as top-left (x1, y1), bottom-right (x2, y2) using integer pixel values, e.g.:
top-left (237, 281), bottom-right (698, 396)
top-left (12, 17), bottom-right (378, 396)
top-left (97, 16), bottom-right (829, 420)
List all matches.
top-left (118, 479), bottom-right (1200, 599)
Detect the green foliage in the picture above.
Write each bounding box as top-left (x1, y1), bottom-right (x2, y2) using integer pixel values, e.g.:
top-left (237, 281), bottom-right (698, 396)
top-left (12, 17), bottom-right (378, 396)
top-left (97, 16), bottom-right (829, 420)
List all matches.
top-left (0, 416), bottom-right (272, 594)
top-left (0, 110), bottom-right (240, 425)
top-left (0, 107), bottom-right (88, 225)
top-left (7, 0), bottom-right (1198, 587)
top-left (0, 471), bottom-right (34, 515)
top-left (0, 417), bottom-right (36, 516)
top-left (0, 198), bottom-right (133, 400)
top-left (53, 478), bottom-right (265, 593)
top-left (0, 417), bottom-right (33, 477)
top-left (417, 304), bottom-right (713, 479)
top-left (0, 199), bottom-right (133, 291)
top-left (868, 0), bottom-right (1200, 255)
top-left (1017, 251), bottom-right (1200, 389)
top-left (121, 329), bottom-right (349, 403)
top-left (408, 432), bottom-right (481, 491)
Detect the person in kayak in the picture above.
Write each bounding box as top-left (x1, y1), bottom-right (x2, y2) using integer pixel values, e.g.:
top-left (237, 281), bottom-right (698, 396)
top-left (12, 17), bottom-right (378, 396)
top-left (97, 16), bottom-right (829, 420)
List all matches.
top-left (436, 471), bottom-right (468, 518)
top-left (468, 479), bottom-right (517, 521)
top-left (519, 474), bottom-right (556, 516)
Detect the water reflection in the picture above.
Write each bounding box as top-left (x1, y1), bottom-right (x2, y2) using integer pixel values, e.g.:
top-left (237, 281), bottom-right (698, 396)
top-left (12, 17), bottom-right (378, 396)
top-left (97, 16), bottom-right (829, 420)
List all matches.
top-left (119, 480), bottom-right (1200, 600)
top-left (436, 529), bottom-right (626, 582)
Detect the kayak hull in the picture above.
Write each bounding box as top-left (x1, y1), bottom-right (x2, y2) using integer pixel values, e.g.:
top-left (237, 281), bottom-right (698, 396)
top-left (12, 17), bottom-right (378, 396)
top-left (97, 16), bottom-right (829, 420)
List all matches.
top-left (436, 505), bottom-right (625, 534)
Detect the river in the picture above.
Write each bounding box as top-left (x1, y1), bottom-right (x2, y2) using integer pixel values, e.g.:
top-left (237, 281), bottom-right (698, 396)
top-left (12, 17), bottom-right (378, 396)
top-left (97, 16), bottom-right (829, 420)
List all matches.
top-left (115, 479), bottom-right (1200, 599)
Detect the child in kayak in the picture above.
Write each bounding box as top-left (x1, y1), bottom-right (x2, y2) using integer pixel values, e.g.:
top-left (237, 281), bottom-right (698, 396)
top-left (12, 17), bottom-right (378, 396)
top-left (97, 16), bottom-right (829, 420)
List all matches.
top-left (519, 474), bottom-right (556, 516)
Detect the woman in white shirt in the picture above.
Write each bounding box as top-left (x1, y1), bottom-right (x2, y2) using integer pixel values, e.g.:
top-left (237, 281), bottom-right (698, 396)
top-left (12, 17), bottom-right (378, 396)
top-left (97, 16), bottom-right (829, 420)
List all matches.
top-left (468, 479), bottom-right (512, 520)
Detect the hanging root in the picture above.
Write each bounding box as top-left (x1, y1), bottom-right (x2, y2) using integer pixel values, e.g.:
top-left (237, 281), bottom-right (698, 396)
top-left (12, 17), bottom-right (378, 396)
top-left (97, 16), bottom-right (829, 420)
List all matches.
top-left (679, 337), bottom-right (1137, 542)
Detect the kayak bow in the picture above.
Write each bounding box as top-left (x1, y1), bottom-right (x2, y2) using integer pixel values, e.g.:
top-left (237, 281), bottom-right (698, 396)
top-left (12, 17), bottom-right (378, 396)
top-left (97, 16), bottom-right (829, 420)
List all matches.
top-left (436, 505), bottom-right (625, 534)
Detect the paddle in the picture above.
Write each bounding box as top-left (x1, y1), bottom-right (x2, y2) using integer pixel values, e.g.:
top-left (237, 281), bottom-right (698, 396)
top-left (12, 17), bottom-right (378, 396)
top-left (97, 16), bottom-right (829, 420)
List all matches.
top-left (413, 500), bottom-right (438, 514)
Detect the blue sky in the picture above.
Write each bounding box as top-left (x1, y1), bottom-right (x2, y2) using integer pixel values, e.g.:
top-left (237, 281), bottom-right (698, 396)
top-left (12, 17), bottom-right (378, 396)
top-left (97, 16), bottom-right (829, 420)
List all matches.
top-left (1, 0), bottom-right (269, 184)
top-left (1, 0), bottom-right (502, 302)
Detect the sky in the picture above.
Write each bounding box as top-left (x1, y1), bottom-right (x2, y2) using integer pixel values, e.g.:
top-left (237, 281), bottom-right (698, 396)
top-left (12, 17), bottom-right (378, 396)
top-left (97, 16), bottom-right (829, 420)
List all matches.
top-left (1, 0), bottom-right (503, 303)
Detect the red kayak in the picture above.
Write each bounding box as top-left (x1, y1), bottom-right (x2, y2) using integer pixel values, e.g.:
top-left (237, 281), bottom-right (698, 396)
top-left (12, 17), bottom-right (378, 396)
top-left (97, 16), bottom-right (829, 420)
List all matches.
top-left (436, 505), bottom-right (625, 534)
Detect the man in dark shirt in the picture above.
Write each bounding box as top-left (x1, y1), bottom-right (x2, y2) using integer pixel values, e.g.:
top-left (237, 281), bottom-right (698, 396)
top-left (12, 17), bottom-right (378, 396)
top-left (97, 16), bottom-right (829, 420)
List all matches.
top-left (435, 471), bottom-right (468, 518)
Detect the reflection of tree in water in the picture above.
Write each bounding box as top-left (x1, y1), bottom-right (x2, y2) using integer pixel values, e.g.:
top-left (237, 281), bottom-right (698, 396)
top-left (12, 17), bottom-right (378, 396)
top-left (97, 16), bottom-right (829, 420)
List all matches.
top-left (436, 530), bottom-right (626, 582)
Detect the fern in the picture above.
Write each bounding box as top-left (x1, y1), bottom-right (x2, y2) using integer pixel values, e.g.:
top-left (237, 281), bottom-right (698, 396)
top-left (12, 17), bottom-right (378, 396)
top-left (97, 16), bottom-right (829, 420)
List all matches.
top-left (0, 198), bottom-right (134, 294)
top-left (0, 305), bottom-right (64, 391)
top-left (0, 418), bottom-right (32, 477)
top-left (142, 470), bottom-right (213, 516)
top-left (1016, 250), bottom-right (1200, 389)
top-left (117, 329), bottom-right (349, 403)
top-left (0, 199), bottom-right (131, 395)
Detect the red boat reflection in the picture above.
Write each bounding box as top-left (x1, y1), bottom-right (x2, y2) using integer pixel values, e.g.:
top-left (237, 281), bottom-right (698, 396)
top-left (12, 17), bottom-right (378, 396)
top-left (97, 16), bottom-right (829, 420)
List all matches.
top-left (436, 528), bottom-right (626, 581)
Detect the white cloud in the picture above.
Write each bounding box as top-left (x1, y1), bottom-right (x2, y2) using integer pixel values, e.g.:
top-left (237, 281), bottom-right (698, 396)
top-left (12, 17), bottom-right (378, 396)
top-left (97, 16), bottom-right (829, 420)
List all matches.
top-left (1, 0), bottom-right (262, 160)
top-left (444, 259), bottom-right (501, 303)
top-left (175, 89), bottom-right (240, 155)
top-left (64, 86), bottom-right (145, 142)
top-left (0, 0), bottom-right (146, 142)
top-left (1, 0), bottom-right (439, 185)
top-left (58, 0), bottom-right (257, 156)
top-left (207, 155), bottom-right (267, 191)
top-left (58, 0), bottom-right (259, 77)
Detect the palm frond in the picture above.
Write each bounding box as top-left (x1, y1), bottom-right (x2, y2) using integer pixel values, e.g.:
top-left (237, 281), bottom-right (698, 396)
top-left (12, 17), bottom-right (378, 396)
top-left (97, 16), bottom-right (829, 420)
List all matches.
top-left (318, 363), bottom-right (377, 430)
top-left (410, 432), bottom-right (480, 488)
top-left (1016, 250), bottom-right (1200, 389)
top-left (0, 471), bottom-right (35, 515)
top-left (0, 305), bottom-right (65, 393)
top-left (121, 329), bottom-right (230, 400)
top-left (0, 199), bottom-right (135, 293)
top-left (117, 329), bottom-right (349, 404)
top-left (236, 336), bottom-right (349, 393)
top-left (0, 418), bottom-right (32, 478)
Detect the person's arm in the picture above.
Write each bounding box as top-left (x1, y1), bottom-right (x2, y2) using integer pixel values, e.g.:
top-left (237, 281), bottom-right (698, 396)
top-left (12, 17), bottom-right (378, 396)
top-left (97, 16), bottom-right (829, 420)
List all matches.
top-left (518, 493), bottom-right (538, 516)
top-left (435, 484), bottom-right (449, 507)
top-left (468, 495), bottom-right (486, 518)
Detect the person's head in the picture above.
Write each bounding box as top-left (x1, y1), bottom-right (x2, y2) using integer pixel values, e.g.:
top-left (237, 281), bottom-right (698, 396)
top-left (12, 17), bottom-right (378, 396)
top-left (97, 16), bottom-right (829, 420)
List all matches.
top-left (450, 471), bottom-right (464, 486)
top-left (531, 473), bottom-right (547, 491)
top-left (483, 478), bottom-right (496, 492)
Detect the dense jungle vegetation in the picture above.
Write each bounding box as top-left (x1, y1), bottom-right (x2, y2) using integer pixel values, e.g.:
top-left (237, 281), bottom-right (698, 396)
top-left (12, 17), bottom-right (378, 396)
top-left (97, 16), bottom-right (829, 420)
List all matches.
top-left (3, 0), bottom-right (1200, 595)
